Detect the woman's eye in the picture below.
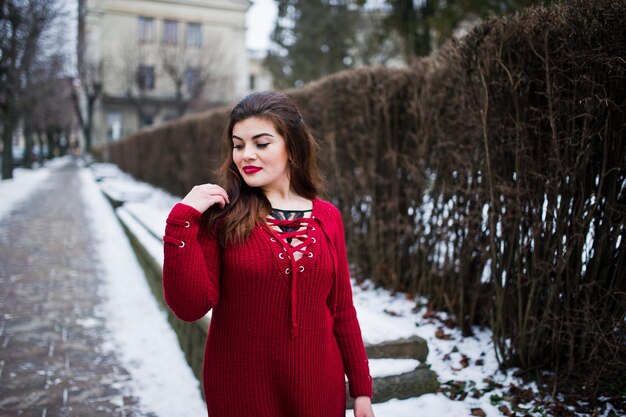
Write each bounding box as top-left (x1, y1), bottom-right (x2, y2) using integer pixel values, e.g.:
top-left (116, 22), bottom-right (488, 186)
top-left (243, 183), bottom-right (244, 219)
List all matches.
top-left (257, 143), bottom-right (269, 148)
top-left (233, 144), bottom-right (244, 150)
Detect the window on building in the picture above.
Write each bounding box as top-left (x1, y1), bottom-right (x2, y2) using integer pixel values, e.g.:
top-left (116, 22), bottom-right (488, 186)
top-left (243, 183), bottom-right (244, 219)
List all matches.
top-left (186, 23), bottom-right (202, 47)
top-left (185, 67), bottom-right (200, 91)
top-left (136, 65), bottom-right (155, 90)
top-left (138, 16), bottom-right (155, 43)
top-left (162, 19), bottom-right (178, 45)
top-left (139, 114), bottom-right (154, 127)
top-left (106, 112), bottom-right (123, 141)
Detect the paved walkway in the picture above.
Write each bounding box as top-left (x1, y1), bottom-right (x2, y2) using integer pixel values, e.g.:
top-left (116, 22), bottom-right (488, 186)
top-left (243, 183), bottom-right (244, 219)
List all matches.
top-left (0, 160), bottom-right (145, 416)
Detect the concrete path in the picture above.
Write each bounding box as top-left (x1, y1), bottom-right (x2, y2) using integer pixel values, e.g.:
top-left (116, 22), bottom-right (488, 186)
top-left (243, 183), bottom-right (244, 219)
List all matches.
top-left (0, 160), bottom-right (145, 417)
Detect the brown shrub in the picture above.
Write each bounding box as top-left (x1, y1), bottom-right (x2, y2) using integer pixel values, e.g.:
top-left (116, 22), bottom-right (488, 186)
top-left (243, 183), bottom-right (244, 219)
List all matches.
top-left (109, 0), bottom-right (625, 395)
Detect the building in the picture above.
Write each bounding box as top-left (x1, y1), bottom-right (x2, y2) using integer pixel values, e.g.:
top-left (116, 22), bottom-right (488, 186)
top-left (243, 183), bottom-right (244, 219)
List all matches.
top-left (247, 49), bottom-right (273, 92)
top-left (78, 0), bottom-right (250, 146)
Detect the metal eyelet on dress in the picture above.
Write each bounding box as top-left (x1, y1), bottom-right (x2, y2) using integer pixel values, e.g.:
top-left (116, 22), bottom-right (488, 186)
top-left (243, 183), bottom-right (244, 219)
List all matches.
top-left (311, 237), bottom-right (316, 243)
top-left (310, 227), bottom-right (316, 231)
top-left (270, 238), bottom-right (277, 242)
top-left (299, 266), bottom-right (305, 272)
top-left (308, 252), bottom-right (313, 258)
top-left (285, 268), bottom-right (291, 275)
top-left (184, 221), bottom-right (190, 228)
top-left (179, 241), bottom-right (185, 248)
top-left (279, 252), bottom-right (285, 259)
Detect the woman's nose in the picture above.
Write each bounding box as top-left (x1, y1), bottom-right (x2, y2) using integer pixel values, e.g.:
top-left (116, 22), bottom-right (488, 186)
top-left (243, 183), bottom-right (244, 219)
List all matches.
top-left (242, 148), bottom-right (256, 161)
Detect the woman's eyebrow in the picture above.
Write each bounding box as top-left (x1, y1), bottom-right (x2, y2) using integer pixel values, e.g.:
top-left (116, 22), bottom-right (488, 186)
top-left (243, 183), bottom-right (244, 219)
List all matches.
top-left (232, 133), bottom-right (274, 141)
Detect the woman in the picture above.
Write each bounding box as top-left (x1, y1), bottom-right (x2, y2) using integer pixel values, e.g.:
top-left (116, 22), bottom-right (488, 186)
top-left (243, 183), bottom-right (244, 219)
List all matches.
top-left (162, 91), bottom-right (374, 417)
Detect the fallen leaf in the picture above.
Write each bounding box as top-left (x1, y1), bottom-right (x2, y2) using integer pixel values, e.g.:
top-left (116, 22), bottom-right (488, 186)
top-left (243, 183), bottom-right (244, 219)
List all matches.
top-left (471, 408), bottom-right (486, 417)
top-left (460, 354), bottom-right (470, 368)
top-left (383, 308), bottom-right (402, 317)
top-left (509, 383), bottom-right (534, 404)
top-left (443, 317), bottom-right (457, 329)
top-left (499, 405), bottom-right (513, 416)
top-left (422, 302), bottom-right (438, 319)
top-left (449, 380), bottom-right (465, 389)
top-left (435, 327), bottom-right (453, 340)
top-left (484, 377), bottom-right (504, 389)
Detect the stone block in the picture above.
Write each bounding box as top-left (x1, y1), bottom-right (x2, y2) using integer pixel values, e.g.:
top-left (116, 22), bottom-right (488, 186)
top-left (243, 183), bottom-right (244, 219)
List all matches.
top-left (347, 363), bottom-right (438, 407)
top-left (366, 335), bottom-right (429, 362)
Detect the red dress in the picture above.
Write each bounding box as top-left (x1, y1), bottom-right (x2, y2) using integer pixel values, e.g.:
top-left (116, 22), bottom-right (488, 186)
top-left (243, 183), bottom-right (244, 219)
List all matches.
top-left (162, 198), bottom-right (372, 417)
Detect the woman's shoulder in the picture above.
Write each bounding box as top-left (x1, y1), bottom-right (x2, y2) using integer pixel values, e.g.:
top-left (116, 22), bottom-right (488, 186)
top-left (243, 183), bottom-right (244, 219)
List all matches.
top-left (313, 198), bottom-right (343, 223)
top-left (314, 197), bottom-right (338, 212)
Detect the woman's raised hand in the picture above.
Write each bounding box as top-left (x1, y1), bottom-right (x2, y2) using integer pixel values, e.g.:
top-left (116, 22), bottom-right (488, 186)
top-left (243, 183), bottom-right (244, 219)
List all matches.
top-left (180, 183), bottom-right (230, 214)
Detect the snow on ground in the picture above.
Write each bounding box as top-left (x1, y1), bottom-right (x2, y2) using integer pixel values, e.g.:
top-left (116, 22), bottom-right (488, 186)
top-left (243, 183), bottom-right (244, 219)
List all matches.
top-left (368, 358), bottom-right (419, 378)
top-left (85, 162), bottom-right (626, 417)
top-left (84, 162), bottom-right (525, 416)
top-left (353, 282), bottom-right (507, 386)
top-left (4, 160), bottom-right (622, 417)
top-left (370, 394), bottom-right (488, 417)
top-left (350, 283), bottom-right (516, 416)
top-left (79, 167), bottom-right (207, 417)
top-left (0, 157), bottom-right (69, 220)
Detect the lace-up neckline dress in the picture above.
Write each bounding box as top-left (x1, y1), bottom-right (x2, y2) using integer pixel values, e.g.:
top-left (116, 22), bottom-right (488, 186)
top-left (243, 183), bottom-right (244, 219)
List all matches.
top-left (162, 198), bottom-right (372, 417)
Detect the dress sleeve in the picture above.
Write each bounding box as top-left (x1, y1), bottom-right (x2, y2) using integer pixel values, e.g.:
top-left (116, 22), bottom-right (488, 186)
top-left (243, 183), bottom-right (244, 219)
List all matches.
top-left (162, 202), bottom-right (220, 322)
top-left (330, 207), bottom-right (373, 399)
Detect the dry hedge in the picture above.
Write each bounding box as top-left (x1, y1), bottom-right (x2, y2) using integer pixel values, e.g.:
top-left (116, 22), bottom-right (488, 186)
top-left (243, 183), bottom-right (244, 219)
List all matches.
top-left (110, 0), bottom-right (625, 394)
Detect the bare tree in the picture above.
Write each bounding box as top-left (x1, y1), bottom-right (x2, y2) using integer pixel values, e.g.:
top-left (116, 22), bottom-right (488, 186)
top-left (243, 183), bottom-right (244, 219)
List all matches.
top-left (74, 0), bottom-right (102, 153)
top-left (23, 54), bottom-right (58, 167)
top-left (119, 43), bottom-right (162, 128)
top-left (158, 36), bottom-right (228, 116)
top-left (117, 33), bottom-right (230, 131)
top-left (24, 53), bottom-right (75, 166)
top-left (73, 51), bottom-right (102, 154)
top-left (0, 0), bottom-right (63, 179)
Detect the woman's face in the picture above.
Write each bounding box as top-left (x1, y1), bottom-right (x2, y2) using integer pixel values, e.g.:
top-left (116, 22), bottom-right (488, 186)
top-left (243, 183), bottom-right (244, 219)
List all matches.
top-left (232, 117), bottom-right (290, 193)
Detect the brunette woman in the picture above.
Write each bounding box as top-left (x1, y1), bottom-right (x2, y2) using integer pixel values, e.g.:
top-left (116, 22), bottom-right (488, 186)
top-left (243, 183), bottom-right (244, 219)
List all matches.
top-left (162, 91), bottom-right (374, 417)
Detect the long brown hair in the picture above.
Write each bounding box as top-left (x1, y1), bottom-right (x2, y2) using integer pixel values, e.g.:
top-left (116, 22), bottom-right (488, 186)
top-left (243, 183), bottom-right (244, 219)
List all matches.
top-left (206, 91), bottom-right (324, 246)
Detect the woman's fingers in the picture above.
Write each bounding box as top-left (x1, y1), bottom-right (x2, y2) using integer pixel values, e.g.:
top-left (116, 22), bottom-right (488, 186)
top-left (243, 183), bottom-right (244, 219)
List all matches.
top-left (208, 195), bottom-right (227, 209)
top-left (197, 184), bottom-right (229, 204)
top-left (193, 184), bottom-right (229, 203)
top-left (181, 184), bottom-right (230, 213)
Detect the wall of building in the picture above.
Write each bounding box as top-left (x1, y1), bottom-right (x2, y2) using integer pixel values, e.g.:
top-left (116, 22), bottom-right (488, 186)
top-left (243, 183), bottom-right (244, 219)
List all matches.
top-left (82, 0), bottom-right (250, 147)
top-left (247, 50), bottom-right (273, 92)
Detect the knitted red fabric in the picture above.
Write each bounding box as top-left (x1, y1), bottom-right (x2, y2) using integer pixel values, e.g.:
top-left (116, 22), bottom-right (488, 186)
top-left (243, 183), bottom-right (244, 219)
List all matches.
top-left (162, 198), bottom-right (372, 417)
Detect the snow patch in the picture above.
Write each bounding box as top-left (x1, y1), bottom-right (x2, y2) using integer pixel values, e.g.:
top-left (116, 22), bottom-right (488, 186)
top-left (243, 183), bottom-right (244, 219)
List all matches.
top-left (79, 169), bottom-right (206, 417)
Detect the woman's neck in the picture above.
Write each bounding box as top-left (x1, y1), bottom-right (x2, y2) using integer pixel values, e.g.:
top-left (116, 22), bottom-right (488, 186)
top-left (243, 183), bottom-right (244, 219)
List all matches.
top-left (263, 188), bottom-right (313, 211)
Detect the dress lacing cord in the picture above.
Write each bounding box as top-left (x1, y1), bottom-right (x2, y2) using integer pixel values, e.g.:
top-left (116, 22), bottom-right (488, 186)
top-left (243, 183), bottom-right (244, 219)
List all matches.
top-left (267, 217), bottom-right (315, 338)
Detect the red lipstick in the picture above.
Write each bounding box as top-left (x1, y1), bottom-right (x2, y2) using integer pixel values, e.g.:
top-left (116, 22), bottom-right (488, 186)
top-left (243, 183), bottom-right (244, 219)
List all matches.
top-left (242, 166), bottom-right (262, 175)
